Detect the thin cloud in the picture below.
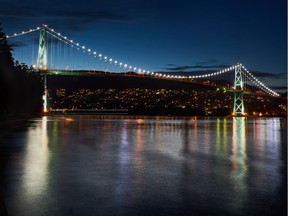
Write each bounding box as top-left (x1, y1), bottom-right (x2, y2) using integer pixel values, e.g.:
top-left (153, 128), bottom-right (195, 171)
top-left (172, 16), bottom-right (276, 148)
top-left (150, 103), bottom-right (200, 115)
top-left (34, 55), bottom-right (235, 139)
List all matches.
top-left (164, 64), bottom-right (231, 71)
top-left (0, 0), bottom-right (173, 32)
top-left (269, 86), bottom-right (287, 90)
top-left (249, 71), bottom-right (287, 79)
top-left (195, 59), bottom-right (218, 65)
top-left (0, 3), bottom-right (134, 33)
top-left (3, 10), bottom-right (130, 22)
top-left (156, 69), bottom-right (220, 75)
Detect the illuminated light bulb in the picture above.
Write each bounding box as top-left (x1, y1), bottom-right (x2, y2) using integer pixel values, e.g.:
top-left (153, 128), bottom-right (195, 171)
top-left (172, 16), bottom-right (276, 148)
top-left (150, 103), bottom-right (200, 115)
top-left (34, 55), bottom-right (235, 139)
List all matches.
top-left (64, 36), bottom-right (67, 39)
top-left (58, 33), bottom-right (61, 35)
top-left (88, 49), bottom-right (91, 52)
top-left (70, 40), bottom-right (73, 43)
top-left (93, 52), bottom-right (96, 55)
top-left (76, 43), bottom-right (79, 46)
top-left (82, 46), bottom-right (85, 49)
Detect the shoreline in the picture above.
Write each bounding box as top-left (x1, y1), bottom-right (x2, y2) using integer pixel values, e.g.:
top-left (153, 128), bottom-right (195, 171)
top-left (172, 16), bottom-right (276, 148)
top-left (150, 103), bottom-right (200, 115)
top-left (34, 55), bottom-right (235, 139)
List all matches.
top-left (0, 113), bottom-right (286, 130)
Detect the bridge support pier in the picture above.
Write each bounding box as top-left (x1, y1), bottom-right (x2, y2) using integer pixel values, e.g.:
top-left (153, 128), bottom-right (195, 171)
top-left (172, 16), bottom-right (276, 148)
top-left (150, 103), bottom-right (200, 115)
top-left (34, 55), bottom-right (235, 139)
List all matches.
top-left (43, 75), bottom-right (48, 113)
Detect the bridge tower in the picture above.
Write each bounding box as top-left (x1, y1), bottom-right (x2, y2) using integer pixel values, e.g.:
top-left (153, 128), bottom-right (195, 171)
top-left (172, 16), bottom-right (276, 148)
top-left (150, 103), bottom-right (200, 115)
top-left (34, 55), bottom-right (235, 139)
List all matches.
top-left (37, 25), bottom-right (48, 112)
top-left (233, 64), bottom-right (245, 116)
top-left (37, 25), bottom-right (47, 70)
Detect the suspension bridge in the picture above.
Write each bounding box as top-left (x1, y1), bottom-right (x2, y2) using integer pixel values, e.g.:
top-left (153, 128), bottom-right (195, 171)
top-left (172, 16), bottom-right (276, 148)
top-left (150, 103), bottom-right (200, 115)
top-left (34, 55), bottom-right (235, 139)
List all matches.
top-left (3, 24), bottom-right (280, 116)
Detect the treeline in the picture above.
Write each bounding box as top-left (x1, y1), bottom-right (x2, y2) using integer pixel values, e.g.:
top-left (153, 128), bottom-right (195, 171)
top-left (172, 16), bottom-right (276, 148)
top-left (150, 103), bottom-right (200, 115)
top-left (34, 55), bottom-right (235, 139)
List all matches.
top-left (0, 23), bottom-right (44, 120)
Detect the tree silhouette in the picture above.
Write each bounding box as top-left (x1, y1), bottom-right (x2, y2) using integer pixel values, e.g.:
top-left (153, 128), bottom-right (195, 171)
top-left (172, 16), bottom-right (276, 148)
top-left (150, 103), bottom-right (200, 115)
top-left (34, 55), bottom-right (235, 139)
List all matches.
top-left (0, 23), bottom-right (44, 120)
top-left (0, 22), bottom-right (15, 118)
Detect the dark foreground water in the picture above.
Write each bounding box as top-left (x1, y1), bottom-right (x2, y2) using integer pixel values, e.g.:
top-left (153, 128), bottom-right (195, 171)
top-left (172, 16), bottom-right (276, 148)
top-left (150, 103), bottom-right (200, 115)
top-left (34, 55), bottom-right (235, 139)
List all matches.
top-left (0, 116), bottom-right (286, 216)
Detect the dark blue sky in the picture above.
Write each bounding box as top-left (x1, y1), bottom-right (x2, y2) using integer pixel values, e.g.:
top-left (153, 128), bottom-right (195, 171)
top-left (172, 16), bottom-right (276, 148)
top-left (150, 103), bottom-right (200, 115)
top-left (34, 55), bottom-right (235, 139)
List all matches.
top-left (1, 0), bottom-right (287, 90)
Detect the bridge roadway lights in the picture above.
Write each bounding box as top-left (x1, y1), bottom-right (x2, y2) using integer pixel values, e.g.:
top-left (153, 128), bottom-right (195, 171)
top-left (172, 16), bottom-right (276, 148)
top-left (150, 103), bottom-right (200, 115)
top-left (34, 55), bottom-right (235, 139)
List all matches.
top-left (232, 112), bottom-right (247, 117)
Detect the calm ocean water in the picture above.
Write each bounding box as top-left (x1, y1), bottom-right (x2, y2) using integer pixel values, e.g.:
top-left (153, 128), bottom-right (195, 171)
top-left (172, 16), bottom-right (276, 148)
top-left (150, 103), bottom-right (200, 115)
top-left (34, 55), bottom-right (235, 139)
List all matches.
top-left (0, 115), bottom-right (286, 216)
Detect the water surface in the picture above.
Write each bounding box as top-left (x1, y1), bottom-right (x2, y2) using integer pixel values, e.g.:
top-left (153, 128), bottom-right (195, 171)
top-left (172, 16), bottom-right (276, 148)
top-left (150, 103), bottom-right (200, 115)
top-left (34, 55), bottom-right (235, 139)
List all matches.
top-left (0, 116), bottom-right (286, 216)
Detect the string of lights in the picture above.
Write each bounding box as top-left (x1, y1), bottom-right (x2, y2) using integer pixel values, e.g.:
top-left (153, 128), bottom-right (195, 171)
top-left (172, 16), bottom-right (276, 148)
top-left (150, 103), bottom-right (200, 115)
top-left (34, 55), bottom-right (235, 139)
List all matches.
top-left (46, 25), bottom-right (143, 74)
top-left (242, 71), bottom-right (272, 95)
top-left (3, 25), bottom-right (238, 80)
top-left (46, 25), bottom-right (237, 80)
top-left (241, 65), bottom-right (279, 96)
top-left (6, 27), bottom-right (40, 39)
top-left (3, 25), bottom-right (280, 97)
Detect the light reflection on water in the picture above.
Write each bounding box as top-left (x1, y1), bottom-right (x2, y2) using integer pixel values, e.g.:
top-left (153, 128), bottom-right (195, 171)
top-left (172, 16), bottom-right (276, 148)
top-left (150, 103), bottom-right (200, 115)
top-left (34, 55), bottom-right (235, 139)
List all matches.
top-left (0, 115), bottom-right (286, 216)
top-left (23, 116), bottom-right (49, 200)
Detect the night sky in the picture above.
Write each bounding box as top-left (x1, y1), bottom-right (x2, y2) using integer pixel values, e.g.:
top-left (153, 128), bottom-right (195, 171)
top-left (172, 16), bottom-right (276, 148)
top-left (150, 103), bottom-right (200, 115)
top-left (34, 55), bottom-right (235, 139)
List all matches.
top-left (1, 0), bottom-right (287, 91)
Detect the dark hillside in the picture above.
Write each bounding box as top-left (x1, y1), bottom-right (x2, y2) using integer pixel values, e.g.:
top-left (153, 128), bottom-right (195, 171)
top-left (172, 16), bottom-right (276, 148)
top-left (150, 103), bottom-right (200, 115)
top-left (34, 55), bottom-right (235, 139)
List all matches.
top-left (47, 73), bottom-right (217, 90)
